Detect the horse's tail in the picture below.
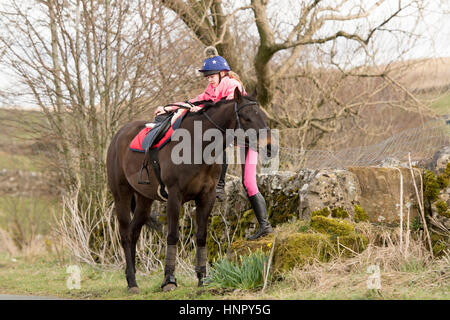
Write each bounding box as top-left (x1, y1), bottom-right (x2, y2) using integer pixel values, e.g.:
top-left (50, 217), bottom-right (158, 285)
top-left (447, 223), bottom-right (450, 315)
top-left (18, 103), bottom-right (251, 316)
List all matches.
top-left (131, 194), bottom-right (136, 213)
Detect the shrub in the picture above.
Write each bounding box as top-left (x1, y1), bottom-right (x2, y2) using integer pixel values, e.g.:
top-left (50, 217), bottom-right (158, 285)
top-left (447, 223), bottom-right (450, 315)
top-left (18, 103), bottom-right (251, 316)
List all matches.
top-left (205, 250), bottom-right (269, 290)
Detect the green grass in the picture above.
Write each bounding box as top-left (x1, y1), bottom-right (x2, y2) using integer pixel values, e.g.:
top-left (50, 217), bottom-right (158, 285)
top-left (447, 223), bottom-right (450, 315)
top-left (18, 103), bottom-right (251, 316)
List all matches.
top-left (0, 108), bottom-right (49, 172)
top-left (0, 151), bottom-right (46, 172)
top-left (0, 196), bottom-right (60, 240)
top-left (0, 253), bottom-right (217, 300)
top-left (0, 251), bottom-right (448, 300)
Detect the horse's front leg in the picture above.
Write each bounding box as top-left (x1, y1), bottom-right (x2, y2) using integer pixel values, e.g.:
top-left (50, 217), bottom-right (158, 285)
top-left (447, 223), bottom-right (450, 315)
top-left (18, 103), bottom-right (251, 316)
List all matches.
top-left (161, 191), bottom-right (181, 292)
top-left (195, 192), bottom-right (216, 287)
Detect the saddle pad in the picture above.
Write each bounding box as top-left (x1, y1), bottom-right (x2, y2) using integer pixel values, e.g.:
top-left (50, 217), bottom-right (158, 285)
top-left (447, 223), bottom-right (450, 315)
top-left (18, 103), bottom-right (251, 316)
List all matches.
top-left (129, 109), bottom-right (189, 152)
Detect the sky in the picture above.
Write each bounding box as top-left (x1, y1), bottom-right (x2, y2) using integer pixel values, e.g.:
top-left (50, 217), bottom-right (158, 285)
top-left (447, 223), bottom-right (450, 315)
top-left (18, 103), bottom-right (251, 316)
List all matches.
top-left (1, 0), bottom-right (450, 109)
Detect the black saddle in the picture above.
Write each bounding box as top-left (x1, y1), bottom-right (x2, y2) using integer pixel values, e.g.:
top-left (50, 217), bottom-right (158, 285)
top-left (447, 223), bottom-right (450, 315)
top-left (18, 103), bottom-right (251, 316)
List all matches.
top-left (137, 102), bottom-right (196, 198)
top-left (141, 113), bottom-right (173, 150)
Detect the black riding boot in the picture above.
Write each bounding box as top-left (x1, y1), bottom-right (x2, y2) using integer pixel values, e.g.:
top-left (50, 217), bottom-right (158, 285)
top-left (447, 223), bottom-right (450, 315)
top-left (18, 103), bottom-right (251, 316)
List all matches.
top-left (216, 153), bottom-right (228, 201)
top-left (247, 192), bottom-right (273, 241)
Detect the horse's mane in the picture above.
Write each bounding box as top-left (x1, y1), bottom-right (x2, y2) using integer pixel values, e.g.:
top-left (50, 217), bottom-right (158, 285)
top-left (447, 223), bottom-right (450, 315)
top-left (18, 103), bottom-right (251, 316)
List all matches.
top-left (184, 94), bottom-right (257, 118)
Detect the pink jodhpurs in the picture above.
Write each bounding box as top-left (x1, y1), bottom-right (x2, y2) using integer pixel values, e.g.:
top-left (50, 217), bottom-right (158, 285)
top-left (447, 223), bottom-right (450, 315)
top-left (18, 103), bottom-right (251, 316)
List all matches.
top-left (243, 148), bottom-right (259, 197)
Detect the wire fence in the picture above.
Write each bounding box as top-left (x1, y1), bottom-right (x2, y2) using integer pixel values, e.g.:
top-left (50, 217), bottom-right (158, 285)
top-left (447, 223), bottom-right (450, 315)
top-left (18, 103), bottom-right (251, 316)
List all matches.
top-left (228, 118), bottom-right (450, 175)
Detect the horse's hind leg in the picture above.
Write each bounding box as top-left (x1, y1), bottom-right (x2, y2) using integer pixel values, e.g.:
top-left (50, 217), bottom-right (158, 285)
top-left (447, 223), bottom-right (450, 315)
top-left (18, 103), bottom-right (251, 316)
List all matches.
top-left (161, 190), bottom-right (181, 292)
top-left (130, 195), bottom-right (154, 274)
top-left (112, 186), bottom-right (139, 293)
top-left (195, 192), bottom-right (216, 286)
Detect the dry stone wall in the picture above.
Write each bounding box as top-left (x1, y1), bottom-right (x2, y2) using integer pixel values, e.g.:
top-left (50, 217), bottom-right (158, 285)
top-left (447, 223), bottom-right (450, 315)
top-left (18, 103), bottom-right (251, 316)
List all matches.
top-left (218, 167), bottom-right (421, 226)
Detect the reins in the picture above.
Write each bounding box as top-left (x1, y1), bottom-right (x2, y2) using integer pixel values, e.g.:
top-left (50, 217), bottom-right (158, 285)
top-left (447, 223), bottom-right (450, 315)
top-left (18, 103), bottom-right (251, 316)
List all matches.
top-left (163, 100), bottom-right (264, 148)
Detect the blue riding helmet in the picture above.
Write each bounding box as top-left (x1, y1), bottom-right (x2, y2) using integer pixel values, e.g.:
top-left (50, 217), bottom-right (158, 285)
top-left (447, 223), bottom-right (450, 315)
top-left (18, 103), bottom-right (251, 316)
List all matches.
top-left (199, 55), bottom-right (230, 77)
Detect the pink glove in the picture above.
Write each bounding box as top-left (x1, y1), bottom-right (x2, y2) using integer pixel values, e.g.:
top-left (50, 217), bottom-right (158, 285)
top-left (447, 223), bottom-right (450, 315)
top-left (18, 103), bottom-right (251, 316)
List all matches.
top-left (190, 105), bottom-right (203, 112)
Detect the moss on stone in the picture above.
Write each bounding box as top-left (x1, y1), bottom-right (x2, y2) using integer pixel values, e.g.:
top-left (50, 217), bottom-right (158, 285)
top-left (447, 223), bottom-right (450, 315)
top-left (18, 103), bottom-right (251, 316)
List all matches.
top-left (423, 170), bottom-right (441, 203)
top-left (331, 207), bottom-right (349, 219)
top-left (241, 209), bottom-right (256, 231)
top-left (267, 193), bottom-right (299, 226)
top-left (310, 216), bottom-right (355, 237)
top-left (354, 204), bottom-right (369, 223)
top-left (436, 162), bottom-right (450, 189)
top-left (442, 162), bottom-right (450, 179)
top-left (227, 235), bottom-right (274, 260)
top-left (437, 175), bottom-right (449, 190)
top-left (206, 191), bottom-right (299, 262)
top-left (335, 233), bottom-right (368, 256)
top-left (226, 217), bottom-right (368, 272)
top-left (311, 207), bottom-right (330, 217)
top-left (272, 233), bottom-right (334, 272)
top-left (228, 232), bottom-right (336, 272)
top-left (435, 200), bottom-right (450, 218)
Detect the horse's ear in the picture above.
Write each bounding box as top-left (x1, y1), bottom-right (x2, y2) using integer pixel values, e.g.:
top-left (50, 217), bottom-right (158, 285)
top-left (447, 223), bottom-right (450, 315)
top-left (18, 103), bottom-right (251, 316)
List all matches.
top-left (234, 87), bottom-right (242, 103)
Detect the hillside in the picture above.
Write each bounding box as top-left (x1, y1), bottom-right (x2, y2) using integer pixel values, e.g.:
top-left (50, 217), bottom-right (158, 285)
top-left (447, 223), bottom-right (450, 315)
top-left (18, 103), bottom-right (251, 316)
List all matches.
top-left (398, 57), bottom-right (450, 93)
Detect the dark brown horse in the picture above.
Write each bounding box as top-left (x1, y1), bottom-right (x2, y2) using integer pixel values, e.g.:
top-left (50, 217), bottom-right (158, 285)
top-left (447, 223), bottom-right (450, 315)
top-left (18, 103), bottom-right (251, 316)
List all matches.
top-left (106, 88), bottom-right (270, 293)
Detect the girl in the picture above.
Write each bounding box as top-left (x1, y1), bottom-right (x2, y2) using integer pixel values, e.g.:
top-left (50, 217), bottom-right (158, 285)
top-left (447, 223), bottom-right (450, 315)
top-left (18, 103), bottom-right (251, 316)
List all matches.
top-left (156, 47), bottom-right (273, 240)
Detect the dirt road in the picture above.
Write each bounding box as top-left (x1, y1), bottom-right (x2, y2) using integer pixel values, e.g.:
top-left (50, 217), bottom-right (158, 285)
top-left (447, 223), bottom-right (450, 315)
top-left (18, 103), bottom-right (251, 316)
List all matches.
top-left (0, 294), bottom-right (62, 300)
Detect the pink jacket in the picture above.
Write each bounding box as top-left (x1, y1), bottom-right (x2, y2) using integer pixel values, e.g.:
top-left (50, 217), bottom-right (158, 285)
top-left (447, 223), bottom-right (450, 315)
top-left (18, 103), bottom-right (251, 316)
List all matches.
top-left (189, 76), bottom-right (246, 104)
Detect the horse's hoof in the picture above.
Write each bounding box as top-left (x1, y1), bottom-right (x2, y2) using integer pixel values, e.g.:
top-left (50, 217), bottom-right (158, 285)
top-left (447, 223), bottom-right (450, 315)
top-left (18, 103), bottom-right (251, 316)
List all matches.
top-left (162, 283), bottom-right (177, 292)
top-left (161, 274), bottom-right (177, 292)
top-left (128, 286), bottom-right (139, 294)
top-left (197, 267), bottom-right (206, 287)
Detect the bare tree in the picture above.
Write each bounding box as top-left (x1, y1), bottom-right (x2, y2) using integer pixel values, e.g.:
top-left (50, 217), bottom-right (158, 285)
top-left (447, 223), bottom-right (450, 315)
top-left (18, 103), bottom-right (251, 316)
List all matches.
top-left (0, 0), bottom-right (209, 261)
top-left (161, 0), bottom-right (438, 147)
top-left (0, 0), bottom-right (202, 195)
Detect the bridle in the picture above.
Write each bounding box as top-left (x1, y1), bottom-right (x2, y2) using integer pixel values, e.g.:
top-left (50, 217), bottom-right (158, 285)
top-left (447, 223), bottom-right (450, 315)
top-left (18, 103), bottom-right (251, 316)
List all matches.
top-left (202, 101), bottom-right (259, 133)
top-left (162, 100), bottom-right (267, 147)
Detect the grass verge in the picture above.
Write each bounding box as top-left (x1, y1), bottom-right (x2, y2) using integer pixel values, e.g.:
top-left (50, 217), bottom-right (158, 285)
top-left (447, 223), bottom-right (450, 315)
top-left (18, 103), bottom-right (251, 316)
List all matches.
top-left (0, 245), bottom-right (448, 300)
top-left (0, 253), bottom-right (217, 300)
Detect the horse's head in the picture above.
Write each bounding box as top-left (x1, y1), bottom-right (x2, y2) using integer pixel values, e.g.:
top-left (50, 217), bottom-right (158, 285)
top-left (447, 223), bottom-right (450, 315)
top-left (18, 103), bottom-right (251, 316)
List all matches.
top-left (233, 88), bottom-right (272, 157)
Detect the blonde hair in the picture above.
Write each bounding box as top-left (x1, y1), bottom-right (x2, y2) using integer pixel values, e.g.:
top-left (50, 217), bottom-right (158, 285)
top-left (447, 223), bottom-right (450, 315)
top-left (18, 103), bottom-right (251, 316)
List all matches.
top-left (226, 71), bottom-right (245, 90)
